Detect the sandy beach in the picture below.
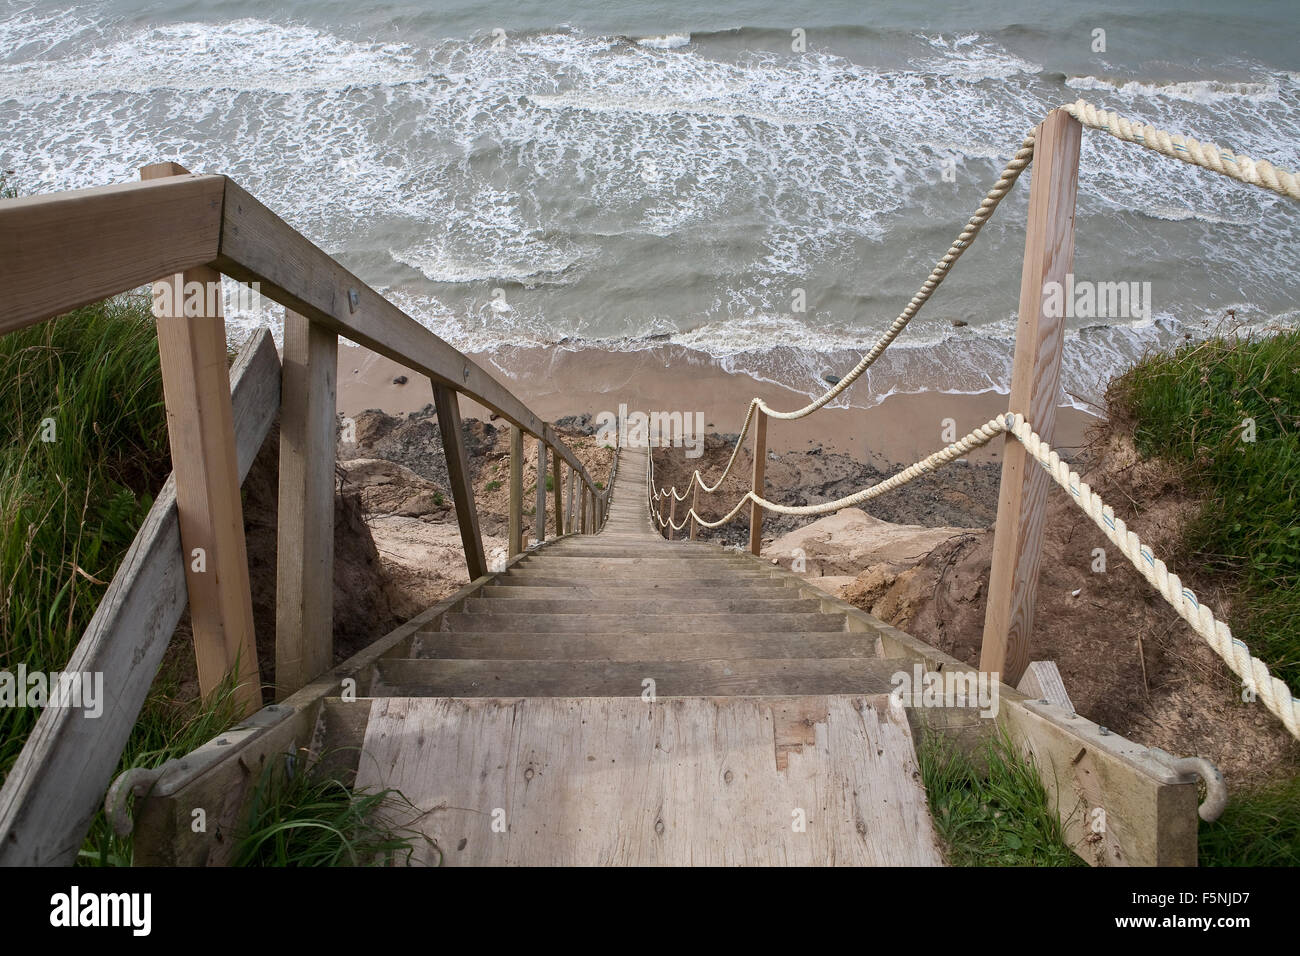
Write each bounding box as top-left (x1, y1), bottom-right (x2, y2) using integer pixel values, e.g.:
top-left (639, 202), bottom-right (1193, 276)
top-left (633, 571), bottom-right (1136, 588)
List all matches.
top-left (337, 341), bottom-right (1099, 468)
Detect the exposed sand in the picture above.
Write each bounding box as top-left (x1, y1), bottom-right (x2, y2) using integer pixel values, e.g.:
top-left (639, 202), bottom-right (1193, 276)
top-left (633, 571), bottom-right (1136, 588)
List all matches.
top-left (336, 342), bottom-right (1098, 467)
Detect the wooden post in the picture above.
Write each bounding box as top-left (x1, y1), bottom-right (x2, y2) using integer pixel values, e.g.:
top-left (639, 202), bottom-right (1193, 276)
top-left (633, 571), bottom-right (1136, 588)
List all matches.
top-left (535, 439), bottom-right (546, 544)
top-left (667, 494), bottom-right (677, 541)
top-left (580, 486), bottom-right (589, 535)
top-left (689, 483), bottom-right (699, 540)
top-left (509, 425), bottom-right (523, 557)
top-left (566, 466), bottom-right (575, 534)
top-left (140, 162), bottom-right (262, 716)
top-left (980, 108), bottom-right (1082, 686)
top-left (749, 409), bottom-right (767, 556)
top-left (551, 452), bottom-right (563, 538)
top-left (434, 385), bottom-right (487, 580)
top-left (275, 307), bottom-right (337, 699)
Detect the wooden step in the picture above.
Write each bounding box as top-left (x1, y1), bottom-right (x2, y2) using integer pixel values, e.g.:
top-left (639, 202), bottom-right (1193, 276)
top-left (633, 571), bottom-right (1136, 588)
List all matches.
top-left (498, 574), bottom-right (785, 588)
top-left (437, 612), bottom-right (847, 634)
top-left (482, 585), bottom-right (795, 599)
top-left (342, 695), bottom-right (943, 866)
top-left (369, 658), bottom-right (904, 697)
top-left (462, 597), bottom-right (826, 615)
top-left (413, 630), bottom-right (876, 660)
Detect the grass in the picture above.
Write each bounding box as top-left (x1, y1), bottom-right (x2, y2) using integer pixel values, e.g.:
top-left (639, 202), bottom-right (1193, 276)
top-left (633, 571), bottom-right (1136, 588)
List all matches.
top-left (1108, 329), bottom-right (1300, 692)
top-left (917, 729), bottom-right (1084, 867)
top-left (484, 480), bottom-right (502, 492)
top-left (1108, 327), bottom-right (1300, 867)
top-left (0, 292), bottom-right (172, 776)
top-left (1198, 774), bottom-right (1300, 866)
top-left (231, 751), bottom-right (427, 866)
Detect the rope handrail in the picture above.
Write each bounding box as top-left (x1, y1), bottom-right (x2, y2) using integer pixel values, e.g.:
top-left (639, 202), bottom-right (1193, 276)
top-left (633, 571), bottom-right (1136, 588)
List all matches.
top-left (659, 99), bottom-right (1300, 507)
top-left (653, 414), bottom-right (1300, 740)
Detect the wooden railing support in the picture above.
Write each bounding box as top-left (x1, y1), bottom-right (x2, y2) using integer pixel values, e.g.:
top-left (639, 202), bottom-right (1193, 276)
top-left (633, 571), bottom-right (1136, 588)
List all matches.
top-left (689, 484), bottom-right (700, 540)
top-left (566, 466), bottom-right (575, 534)
top-left (141, 162), bottom-right (262, 716)
top-left (667, 494), bottom-right (677, 541)
top-left (509, 425), bottom-right (523, 557)
top-left (980, 108), bottom-right (1082, 685)
top-left (749, 409), bottom-right (768, 556)
top-left (275, 307), bottom-right (337, 699)
top-left (551, 451), bottom-right (563, 538)
top-left (434, 384), bottom-right (487, 581)
top-left (535, 440), bottom-right (547, 544)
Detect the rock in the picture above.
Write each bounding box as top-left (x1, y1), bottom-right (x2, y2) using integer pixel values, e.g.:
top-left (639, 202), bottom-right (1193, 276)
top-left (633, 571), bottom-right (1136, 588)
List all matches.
top-left (393, 375), bottom-right (408, 385)
top-left (338, 458), bottom-right (450, 518)
top-left (951, 319), bottom-right (968, 328)
top-left (822, 374), bottom-right (841, 385)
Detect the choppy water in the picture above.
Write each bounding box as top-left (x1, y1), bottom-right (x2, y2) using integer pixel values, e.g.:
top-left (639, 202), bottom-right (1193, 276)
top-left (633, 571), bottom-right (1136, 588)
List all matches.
top-left (3, 0), bottom-right (1297, 408)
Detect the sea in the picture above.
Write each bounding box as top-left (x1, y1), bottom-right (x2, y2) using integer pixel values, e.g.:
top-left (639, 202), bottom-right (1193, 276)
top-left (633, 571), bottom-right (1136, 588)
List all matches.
top-left (2, 0), bottom-right (1297, 409)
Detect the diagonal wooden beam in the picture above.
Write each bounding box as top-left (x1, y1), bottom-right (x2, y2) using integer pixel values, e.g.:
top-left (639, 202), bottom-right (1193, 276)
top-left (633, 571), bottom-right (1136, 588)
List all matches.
top-left (434, 384), bottom-right (487, 580)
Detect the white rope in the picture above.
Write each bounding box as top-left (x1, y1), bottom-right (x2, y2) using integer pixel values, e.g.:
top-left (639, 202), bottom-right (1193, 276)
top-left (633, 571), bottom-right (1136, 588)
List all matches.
top-left (1063, 99), bottom-right (1300, 201)
top-left (669, 413), bottom-right (1300, 739)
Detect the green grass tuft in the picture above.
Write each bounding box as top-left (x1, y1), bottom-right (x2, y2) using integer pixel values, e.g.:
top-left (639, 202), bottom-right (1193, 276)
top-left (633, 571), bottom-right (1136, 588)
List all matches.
top-left (0, 294), bottom-right (171, 777)
top-left (232, 751), bottom-right (429, 867)
top-left (917, 729), bottom-right (1084, 867)
top-left (1198, 775), bottom-right (1300, 867)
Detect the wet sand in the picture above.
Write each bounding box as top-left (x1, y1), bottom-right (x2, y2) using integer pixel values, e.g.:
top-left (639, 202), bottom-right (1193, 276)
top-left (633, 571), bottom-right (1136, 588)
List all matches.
top-left (336, 342), bottom-right (1099, 467)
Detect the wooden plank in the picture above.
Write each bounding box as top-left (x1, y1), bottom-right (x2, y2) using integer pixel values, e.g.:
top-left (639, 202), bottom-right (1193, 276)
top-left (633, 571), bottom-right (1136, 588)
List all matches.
top-left (354, 695), bottom-right (943, 866)
top-left (213, 180), bottom-right (598, 490)
top-left (749, 409), bottom-right (767, 556)
top-left (416, 629), bottom-right (878, 661)
top-left (441, 612), bottom-right (846, 634)
top-left (565, 466), bottom-right (575, 534)
top-left (508, 425), bottom-right (523, 557)
top-left (535, 440), bottom-right (546, 544)
top-left (434, 385), bottom-right (487, 581)
top-left (275, 307), bottom-right (337, 698)
top-left (370, 658), bottom-right (901, 698)
top-left (0, 329), bottom-right (280, 866)
top-left (980, 108), bottom-right (1082, 685)
top-left (0, 174), bottom-right (225, 333)
top-left (143, 162), bottom-right (261, 714)
top-left (1016, 660), bottom-right (1076, 713)
top-left (551, 452), bottom-right (563, 538)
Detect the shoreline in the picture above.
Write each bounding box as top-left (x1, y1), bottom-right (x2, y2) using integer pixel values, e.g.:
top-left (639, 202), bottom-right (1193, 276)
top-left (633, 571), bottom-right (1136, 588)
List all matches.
top-left (336, 342), bottom-right (1099, 466)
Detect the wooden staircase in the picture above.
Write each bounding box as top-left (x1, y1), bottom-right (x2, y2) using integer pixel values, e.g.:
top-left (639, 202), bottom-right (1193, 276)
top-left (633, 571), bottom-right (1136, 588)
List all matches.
top-left (315, 445), bottom-right (944, 865)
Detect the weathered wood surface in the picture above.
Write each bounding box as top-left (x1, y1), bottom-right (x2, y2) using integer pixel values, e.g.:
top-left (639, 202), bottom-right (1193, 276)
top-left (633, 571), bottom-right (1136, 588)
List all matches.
top-left (433, 384), bottom-right (487, 581)
top-left (0, 174), bottom-right (225, 333)
top-left (353, 695), bottom-right (943, 866)
top-left (141, 162), bottom-right (261, 714)
top-left (535, 440), bottom-right (546, 543)
top-left (508, 425), bottom-right (523, 556)
top-left (749, 409), bottom-right (767, 556)
top-left (370, 658), bottom-right (902, 698)
top-left (981, 108), bottom-right (1082, 685)
top-left (0, 329), bottom-right (281, 866)
top-left (276, 307), bottom-right (337, 698)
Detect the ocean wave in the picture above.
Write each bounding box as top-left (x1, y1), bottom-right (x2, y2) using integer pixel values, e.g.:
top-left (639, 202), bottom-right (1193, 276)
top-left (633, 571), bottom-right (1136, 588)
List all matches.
top-left (1066, 74), bottom-right (1282, 104)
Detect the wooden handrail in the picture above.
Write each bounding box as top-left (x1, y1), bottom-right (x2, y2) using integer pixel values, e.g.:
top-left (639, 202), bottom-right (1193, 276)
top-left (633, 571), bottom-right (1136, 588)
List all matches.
top-left (0, 173), bottom-right (605, 498)
top-left (0, 169), bottom-right (622, 863)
